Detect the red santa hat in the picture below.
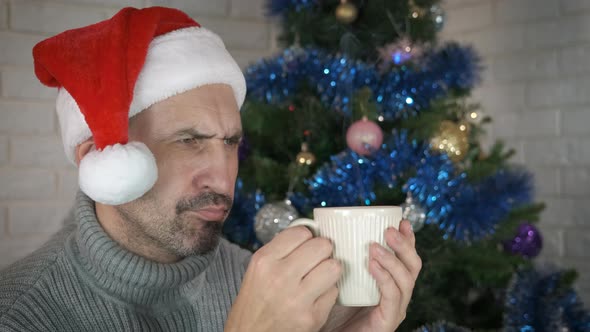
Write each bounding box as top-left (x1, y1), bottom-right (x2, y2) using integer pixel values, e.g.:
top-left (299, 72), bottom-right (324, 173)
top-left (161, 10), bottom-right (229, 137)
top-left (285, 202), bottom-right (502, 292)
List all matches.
top-left (32, 7), bottom-right (246, 205)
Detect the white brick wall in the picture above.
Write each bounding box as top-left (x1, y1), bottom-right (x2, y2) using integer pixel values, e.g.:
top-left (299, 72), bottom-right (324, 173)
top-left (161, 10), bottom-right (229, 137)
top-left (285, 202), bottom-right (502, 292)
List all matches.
top-left (443, 2), bottom-right (493, 34)
top-left (0, 1), bottom-right (7, 30)
top-left (0, 32), bottom-right (44, 65)
top-left (0, 136), bottom-right (7, 165)
top-left (495, 0), bottom-right (559, 23)
top-left (442, 0), bottom-right (590, 304)
top-left (0, 0), bottom-right (274, 268)
top-left (1, 68), bottom-right (57, 99)
top-left (0, 101), bottom-right (55, 134)
top-left (562, 0), bottom-right (590, 13)
top-left (147, 0), bottom-right (229, 17)
top-left (0, 0), bottom-right (588, 307)
top-left (10, 1), bottom-right (107, 34)
top-left (563, 108), bottom-right (590, 135)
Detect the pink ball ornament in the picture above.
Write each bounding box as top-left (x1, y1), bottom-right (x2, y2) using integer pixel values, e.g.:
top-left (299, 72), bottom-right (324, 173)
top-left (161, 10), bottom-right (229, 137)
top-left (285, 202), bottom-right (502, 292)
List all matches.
top-left (346, 117), bottom-right (383, 155)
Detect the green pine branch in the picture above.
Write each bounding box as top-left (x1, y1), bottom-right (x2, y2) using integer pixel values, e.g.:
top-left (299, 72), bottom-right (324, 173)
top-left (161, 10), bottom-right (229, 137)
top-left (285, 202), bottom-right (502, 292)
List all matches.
top-left (278, 0), bottom-right (441, 60)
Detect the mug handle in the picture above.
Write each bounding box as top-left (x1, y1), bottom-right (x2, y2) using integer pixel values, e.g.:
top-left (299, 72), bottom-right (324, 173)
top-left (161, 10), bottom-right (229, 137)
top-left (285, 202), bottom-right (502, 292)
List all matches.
top-left (288, 218), bottom-right (319, 237)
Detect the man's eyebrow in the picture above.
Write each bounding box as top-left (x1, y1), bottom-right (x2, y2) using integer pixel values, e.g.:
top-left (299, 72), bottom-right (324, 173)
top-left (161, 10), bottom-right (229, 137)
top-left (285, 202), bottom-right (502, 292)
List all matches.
top-left (174, 128), bottom-right (216, 140)
top-left (225, 130), bottom-right (244, 140)
top-left (161, 128), bottom-right (243, 141)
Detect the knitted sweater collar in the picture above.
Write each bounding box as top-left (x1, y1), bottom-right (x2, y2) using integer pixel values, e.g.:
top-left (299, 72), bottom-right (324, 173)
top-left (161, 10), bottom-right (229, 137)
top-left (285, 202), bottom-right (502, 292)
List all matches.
top-left (66, 191), bottom-right (219, 309)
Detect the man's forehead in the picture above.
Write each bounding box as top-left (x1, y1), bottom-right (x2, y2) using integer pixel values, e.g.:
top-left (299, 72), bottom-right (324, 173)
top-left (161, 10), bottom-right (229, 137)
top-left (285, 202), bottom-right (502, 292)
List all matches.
top-left (146, 109), bottom-right (241, 137)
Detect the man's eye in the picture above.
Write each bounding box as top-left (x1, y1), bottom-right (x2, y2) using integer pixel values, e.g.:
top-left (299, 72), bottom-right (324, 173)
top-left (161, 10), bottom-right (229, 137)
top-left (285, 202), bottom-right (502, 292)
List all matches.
top-left (224, 138), bottom-right (241, 146)
top-left (180, 138), bottom-right (198, 144)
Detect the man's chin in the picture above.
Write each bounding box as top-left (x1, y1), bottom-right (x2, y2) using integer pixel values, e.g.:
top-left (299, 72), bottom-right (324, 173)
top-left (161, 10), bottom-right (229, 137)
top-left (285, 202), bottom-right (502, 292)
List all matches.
top-left (178, 220), bottom-right (223, 256)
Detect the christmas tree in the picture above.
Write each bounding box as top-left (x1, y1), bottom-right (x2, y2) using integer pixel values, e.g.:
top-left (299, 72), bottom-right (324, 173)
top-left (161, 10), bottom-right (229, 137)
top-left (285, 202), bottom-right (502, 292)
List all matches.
top-left (222, 0), bottom-right (590, 330)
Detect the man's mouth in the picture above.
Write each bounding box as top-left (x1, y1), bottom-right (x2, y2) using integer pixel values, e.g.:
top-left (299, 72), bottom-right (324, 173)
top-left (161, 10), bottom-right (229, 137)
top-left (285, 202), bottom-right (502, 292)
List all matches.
top-left (188, 206), bottom-right (228, 221)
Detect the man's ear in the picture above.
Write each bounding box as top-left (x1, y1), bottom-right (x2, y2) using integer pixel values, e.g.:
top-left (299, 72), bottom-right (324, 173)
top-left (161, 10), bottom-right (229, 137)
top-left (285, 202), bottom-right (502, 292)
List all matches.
top-left (75, 138), bottom-right (94, 167)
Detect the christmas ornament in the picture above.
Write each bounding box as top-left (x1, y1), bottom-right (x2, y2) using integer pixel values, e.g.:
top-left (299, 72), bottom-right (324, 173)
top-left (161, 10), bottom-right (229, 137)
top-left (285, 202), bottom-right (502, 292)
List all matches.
top-left (465, 109), bottom-right (486, 126)
top-left (346, 116), bottom-right (383, 155)
top-left (458, 120), bottom-right (470, 133)
top-left (409, 0), bottom-right (427, 19)
top-left (430, 4), bottom-right (445, 31)
top-left (378, 37), bottom-right (424, 66)
top-left (335, 0), bottom-right (358, 24)
top-left (295, 142), bottom-right (316, 166)
top-left (401, 193), bottom-right (426, 232)
top-left (254, 199), bottom-right (299, 244)
top-left (430, 120), bottom-right (469, 162)
top-left (504, 223), bottom-right (543, 258)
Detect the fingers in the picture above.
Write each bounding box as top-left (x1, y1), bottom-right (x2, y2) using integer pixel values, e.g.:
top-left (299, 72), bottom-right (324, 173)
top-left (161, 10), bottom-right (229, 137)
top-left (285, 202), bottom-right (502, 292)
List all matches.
top-left (384, 223), bottom-right (422, 280)
top-left (313, 286), bottom-right (339, 327)
top-left (399, 219), bottom-right (416, 247)
top-left (370, 243), bottom-right (415, 311)
top-left (257, 226), bottom-right (313, 260)
top-left (368, 257), bottom-right (401, 316)
top-left (300, 258), bottom-right (342, 302)
top-left (284, 237), bottom-right (335, 279)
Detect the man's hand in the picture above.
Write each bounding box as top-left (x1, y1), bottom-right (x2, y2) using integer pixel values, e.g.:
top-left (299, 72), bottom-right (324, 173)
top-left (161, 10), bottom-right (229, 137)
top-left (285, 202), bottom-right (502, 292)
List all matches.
top-left (225, 226), bottom-right (342, 332)
top-left (323, 220), bottom-right (422, 332)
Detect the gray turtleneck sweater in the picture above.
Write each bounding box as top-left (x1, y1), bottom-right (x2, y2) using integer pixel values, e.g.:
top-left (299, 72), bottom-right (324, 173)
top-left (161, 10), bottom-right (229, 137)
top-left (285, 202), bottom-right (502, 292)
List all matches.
top-left (0, 192), bottom-right (252, 331)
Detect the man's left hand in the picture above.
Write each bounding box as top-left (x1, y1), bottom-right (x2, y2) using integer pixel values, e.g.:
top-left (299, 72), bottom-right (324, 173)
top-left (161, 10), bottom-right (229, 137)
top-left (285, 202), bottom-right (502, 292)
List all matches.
top-left (322, 219), bottom-right (422, 332)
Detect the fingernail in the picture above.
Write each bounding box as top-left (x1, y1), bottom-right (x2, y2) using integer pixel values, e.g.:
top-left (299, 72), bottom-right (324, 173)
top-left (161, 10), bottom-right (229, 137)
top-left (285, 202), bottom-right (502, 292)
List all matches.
top-left (374, 244), bottom-right (387, 257)
top-left (403, 220), bottom-right (414, 232)
top-left (390, 227), bottom-right (400, 240)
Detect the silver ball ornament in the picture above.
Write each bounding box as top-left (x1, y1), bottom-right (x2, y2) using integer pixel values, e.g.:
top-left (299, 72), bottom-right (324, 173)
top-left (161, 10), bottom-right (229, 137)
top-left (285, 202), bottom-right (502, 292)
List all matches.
top-left (254, 200), bottom-right (299, 244)
top-left (401, 194), bottom-right (426, 232)
top-left (430, 4), bottom-right (445, 31)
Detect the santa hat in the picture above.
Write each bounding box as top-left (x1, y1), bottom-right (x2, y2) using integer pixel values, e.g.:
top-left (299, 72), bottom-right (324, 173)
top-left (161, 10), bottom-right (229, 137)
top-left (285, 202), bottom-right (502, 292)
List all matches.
top-left (32, 7), bottom-right (246, 205)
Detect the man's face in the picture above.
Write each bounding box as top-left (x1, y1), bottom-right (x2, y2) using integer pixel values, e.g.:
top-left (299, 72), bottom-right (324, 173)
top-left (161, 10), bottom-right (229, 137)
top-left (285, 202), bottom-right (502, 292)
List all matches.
top-left (117, 84), bottom-right (241, 257)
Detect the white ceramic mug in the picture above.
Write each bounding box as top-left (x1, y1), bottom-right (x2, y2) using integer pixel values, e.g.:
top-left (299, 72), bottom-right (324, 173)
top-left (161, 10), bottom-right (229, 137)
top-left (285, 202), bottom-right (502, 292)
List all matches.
top-left (288, 206), bottom-right (402, 306)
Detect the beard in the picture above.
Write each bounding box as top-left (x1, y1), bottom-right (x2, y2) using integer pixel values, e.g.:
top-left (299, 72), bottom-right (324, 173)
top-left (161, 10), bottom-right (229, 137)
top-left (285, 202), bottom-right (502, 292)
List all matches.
top-left (117, 191), bottom-right (233, 258)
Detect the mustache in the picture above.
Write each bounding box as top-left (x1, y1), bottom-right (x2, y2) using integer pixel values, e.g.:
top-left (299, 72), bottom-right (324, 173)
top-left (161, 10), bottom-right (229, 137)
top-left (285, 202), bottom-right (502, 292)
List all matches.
top-left (176, 192), bottom-right (233, 215)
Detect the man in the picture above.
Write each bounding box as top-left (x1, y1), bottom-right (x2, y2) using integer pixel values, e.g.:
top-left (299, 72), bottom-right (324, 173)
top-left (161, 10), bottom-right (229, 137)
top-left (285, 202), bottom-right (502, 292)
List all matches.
top-left (0, 6), bottom-right (421, 332)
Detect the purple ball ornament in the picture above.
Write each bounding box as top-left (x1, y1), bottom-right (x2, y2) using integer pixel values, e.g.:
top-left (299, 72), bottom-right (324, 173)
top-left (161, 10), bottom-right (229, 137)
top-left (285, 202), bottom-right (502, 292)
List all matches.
top-left (346, 116), bottom-right (383, 156)
top-left (504, 223), bottom-right (543, 258)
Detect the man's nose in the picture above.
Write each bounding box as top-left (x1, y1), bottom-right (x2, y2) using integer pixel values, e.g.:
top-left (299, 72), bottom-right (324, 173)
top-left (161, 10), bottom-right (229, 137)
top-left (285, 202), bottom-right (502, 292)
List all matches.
top-left (193, 143), bottom-right (235, 195)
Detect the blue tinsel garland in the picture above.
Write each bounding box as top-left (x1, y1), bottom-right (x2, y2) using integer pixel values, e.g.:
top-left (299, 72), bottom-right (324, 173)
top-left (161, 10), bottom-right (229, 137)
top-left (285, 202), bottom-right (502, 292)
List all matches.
top-left (244, 44), bottom-right (481, 120)
top-left (223, 179), bottom-right (265, 248)
top-left (303, 131), bottom-right (532, 241)
top-left (504, 269), bottom-right (590, 331)
top-left (413, 321), bottom-right (470, 332)
top-left (266, 0), bottom-right (317, 16)
top-left (227, 131), bottom-right (534, 243)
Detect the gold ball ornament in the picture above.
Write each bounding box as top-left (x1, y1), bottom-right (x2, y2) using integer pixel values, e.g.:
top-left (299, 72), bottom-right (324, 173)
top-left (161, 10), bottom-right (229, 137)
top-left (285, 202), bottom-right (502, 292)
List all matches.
top-left (431, 120), bottom-right (469, 162)
top-left (335, 2), bottom-right (359, 24)
top-left (409, 0), bottom-right (427, 19)
top-left (296, 143), bottom-right (316, 166)
top-left (458, 120), bottom-right (470, 133)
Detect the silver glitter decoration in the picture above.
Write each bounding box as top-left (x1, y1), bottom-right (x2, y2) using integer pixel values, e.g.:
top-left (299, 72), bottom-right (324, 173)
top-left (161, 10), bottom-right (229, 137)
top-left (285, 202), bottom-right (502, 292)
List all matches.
top-left (254, 200), bottom-right (299, 244)
top-left (430, 4), bottom-right (445, 31)
top-left (401, 193), bottom-right (426, 232)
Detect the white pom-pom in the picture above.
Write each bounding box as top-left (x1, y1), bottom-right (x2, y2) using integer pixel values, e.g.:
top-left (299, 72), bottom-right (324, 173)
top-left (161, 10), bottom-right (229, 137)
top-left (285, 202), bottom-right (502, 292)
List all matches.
top-left (79, 142), bottom-right (158, 205)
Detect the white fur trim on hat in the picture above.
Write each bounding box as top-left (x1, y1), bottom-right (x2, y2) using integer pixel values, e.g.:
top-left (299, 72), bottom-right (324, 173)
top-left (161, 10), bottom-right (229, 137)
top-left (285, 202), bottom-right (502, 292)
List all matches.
top-left (130, 27), bottom-right (246, 117)
top-left (79, 142), bottom-right (157, 205)
top-left (57, 26), bottom-right (246, 165)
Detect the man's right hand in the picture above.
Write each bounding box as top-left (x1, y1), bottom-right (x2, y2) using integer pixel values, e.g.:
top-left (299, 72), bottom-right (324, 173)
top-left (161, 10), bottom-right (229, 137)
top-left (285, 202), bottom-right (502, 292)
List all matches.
top-left (225, 226), bottom-right (342, 332)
